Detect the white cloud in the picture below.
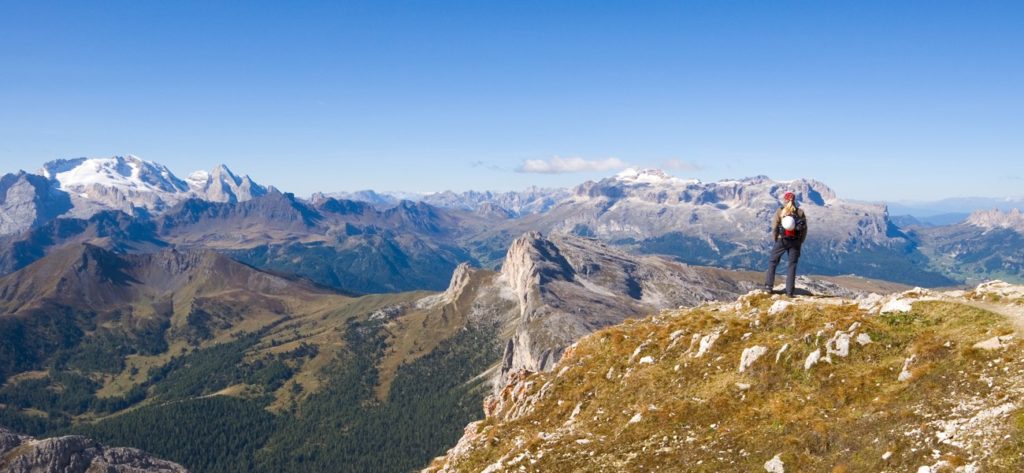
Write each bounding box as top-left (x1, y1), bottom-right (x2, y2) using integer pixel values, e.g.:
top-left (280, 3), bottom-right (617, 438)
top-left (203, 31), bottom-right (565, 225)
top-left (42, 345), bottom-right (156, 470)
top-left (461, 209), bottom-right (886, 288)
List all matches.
top-left (516, 156), bottom-right (627, 174)
top-left (660, 158), bottom-right (703, 172)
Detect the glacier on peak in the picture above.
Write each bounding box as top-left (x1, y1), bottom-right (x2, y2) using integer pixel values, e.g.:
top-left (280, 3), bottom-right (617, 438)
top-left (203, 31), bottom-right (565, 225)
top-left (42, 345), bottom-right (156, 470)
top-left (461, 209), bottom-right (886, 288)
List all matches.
top-left (614, 167), bottom-right (698, 186)
top-left (33, 155), bottom-right (267, 218)
top-left (40, 155), bottom-right (189, 194)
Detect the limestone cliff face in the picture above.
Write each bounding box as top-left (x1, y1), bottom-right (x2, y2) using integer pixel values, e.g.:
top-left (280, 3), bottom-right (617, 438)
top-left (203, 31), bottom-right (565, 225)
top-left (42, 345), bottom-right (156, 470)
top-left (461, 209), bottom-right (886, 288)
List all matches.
top-left (494, 232), bottom-right (773, 389)
top-left (0, 172), bottom-right (72, 236)
top-left (0, 428), bottom-right (186, 473)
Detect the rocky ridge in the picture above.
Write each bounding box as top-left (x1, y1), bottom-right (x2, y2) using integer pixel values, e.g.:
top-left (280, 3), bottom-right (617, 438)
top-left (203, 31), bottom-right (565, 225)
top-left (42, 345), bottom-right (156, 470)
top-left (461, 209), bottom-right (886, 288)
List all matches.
top-left (0, 156), bottom-right (270, 236)
top-left (419, 232), bottom-right (900, 391)
top-left (426, 281), bottom-right (1024, 472)
top-left (967, 208), bottom-right (1024, 233)
top-left (0, 427), bottom-right (185, 473)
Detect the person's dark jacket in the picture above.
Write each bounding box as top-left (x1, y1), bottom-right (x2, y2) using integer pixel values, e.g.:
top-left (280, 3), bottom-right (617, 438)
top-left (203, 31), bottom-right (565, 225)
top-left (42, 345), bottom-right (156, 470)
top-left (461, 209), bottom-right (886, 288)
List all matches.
top-left (770, 207), bottom-right (807, 244)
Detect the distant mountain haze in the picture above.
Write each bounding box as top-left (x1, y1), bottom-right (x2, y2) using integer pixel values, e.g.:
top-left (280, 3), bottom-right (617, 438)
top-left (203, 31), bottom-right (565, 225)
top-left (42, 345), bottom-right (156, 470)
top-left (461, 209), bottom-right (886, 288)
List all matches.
top-left (2, 156), bottom-right (1022, 289)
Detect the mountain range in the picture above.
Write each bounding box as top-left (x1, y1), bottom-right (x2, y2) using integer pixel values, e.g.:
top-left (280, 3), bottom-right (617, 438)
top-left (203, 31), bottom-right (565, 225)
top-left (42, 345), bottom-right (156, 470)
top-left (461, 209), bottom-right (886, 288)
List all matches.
top-left (1, 155), bottom-right (1022, 472)
top-left (2, 155), bottom-right (269, 235)
top-left (887, 196), bottom-right (1024, 225)
top-left (7, 155), bottom-right (1021, 292)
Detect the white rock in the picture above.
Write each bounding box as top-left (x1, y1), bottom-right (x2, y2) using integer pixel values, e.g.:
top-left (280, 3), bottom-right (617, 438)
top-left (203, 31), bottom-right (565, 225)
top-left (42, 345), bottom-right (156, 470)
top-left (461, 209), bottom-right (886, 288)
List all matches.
top-left (736, 383), bottom-right (751, 390)
top-left (775, 343), bottom-right (789, 363)
top-left (629, 343), bottom-right (649, 363)
top-left (856, 333), bottom-right (873, 346)
top-left (693, 331), bottom-right (721, 358)
top-left (881, 298), bottom-right (914, 314)
top-left (768, 301), bottom-right (793, 315)
top-left (639, 356), bottom-right (655, 364)
top-left (481, 460), bottom-right (505, 473)
top-left (764, 454), bottom-right (785, 473)
top-left (804, 349), bottom-right (822, 371)
top-left (826, 331), bottom-right (852, 358)
top-left (628, 413), bottom-right (643, 424)
top-left (917, 466), bottom-right (931, 473)
top-left (857, 293), bottom-right (884, 311)
top-left (569, 403), bottom-right (583, 421)
top-left (899, 354), bottom-right (917, 382)
top-left (973, 334), bottom-right (1014, 351)
top-left (975, 280), bottom-right (1024, 299)
top-left (739, 346), bottom-right (768, 373)
top-left (882, 451), bottom-right (893, 460)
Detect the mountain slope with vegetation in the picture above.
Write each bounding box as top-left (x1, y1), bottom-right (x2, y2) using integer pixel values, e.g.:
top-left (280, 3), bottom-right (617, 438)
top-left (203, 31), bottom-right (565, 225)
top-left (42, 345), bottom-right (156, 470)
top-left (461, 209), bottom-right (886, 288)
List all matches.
top-left (427, 281), bottom-right (1024, 472)
top-left (0, 243), bottom-right (499, 472)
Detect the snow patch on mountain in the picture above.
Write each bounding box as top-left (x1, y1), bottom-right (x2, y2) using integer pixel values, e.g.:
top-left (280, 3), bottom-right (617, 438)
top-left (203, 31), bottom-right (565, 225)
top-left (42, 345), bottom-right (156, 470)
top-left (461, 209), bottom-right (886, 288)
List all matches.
top-left (41, 155), bottom-right (188, 194)
top-left (614, 168), bottom-right (698, 186)
top-left (36, 155), bottom-right (267, 218)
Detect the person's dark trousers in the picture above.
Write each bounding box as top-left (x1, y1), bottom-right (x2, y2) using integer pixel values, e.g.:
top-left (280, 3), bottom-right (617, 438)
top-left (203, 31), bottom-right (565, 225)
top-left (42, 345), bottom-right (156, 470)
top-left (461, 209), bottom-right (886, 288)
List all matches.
top-left (764, 238), bottom-right (802, 296)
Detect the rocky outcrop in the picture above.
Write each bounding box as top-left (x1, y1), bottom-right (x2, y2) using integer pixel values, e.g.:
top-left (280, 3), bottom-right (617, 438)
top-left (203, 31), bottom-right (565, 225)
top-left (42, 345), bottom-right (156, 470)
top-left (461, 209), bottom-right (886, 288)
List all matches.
top-left (0, 428), bottom-right (186, 472)
top-left (0, 172), bottom-right (72, 236)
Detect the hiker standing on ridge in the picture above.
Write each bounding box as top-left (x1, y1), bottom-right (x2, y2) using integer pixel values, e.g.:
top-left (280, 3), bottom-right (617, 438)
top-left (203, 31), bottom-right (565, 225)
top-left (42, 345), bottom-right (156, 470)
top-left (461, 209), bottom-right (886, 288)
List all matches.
top-left (765, 191), bottom-right (807, 297)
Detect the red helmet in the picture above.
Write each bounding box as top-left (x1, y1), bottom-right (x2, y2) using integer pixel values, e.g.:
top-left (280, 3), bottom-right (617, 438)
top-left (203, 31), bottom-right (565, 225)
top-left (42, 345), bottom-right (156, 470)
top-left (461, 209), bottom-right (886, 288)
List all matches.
top-left (783, 191), bottom-right (795, 201)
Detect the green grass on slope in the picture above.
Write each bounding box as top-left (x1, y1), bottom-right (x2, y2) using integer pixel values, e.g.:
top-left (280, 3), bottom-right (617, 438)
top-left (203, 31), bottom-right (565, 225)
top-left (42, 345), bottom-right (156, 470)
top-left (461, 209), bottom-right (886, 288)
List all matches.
top-left (440, 297), bottom-right (1023, 472)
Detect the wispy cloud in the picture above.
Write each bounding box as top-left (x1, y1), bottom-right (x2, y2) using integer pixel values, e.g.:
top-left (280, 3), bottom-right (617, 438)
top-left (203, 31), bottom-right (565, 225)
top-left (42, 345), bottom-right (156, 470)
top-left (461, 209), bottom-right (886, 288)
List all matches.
top-left (516, 156), bottom-right (627, 174)
top-left (659, 158), bottom-right (703, 172)
top-left (470, 160), bottom-right (503, 171)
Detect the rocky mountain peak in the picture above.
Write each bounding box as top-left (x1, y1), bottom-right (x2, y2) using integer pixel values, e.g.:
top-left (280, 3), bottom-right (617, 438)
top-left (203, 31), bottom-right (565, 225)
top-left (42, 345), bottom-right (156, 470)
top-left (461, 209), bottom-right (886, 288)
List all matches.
top-left (967, 208), bottom-right (1024, 232)
top-left (210, 164), bottom-right (240, 184)
top-left (499, 232), bottom-right (575, 318)
top-left (188, 163), bottom-right (268, 203)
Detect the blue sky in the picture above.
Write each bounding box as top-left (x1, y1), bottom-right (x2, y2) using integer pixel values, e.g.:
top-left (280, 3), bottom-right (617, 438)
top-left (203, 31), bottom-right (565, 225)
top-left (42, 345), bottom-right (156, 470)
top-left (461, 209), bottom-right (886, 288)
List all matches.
top-left (1, 1), bottom-right (1021, 201)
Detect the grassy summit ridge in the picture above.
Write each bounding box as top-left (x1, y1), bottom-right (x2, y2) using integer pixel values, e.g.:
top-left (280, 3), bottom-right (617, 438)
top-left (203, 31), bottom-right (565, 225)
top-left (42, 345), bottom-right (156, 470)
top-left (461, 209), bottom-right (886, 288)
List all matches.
top-left (427, 283), bottom-right (1024, 473)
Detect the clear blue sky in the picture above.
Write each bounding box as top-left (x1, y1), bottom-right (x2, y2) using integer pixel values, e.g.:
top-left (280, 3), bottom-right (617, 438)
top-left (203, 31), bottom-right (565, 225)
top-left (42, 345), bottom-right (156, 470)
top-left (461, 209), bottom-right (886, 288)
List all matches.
top-left (1, 1), bottom-right (1021, 201)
